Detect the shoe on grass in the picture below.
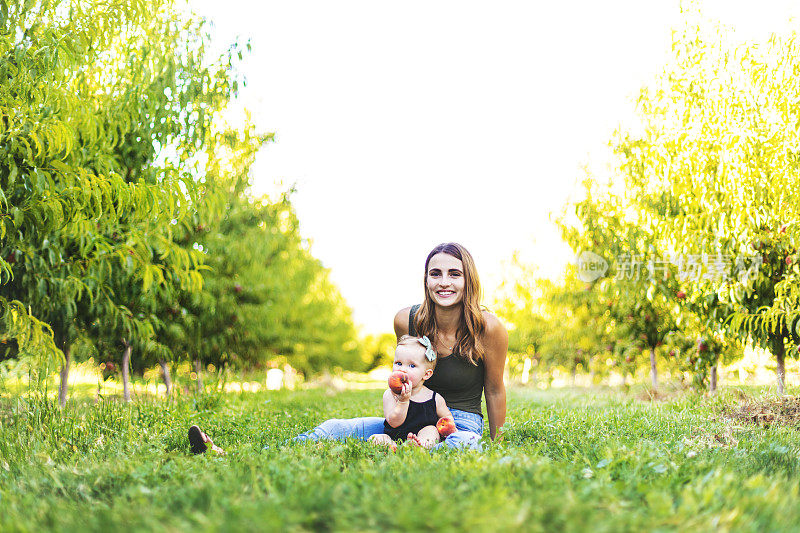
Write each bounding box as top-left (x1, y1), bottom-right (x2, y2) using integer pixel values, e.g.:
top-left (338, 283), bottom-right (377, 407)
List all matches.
top-left (188, 425), bottom-right (226, 455)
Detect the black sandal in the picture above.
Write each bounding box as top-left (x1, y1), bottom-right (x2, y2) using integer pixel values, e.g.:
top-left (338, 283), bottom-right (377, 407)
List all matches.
top-left (188, 425), bottom-right (208, 454)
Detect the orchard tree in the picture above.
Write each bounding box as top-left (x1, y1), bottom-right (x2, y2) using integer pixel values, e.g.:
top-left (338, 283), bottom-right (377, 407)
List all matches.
top-left (0, 0), bottom-right (252, 404)
top-left (560, 181), bottom-right (684, 390)
top-left (611, 18), bottom-right (800, 393)
top-left (494, 256), bottom-right (551, 382)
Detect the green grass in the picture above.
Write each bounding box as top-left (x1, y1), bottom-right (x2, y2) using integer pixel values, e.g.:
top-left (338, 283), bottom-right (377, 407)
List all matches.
top-left (2, 386), bottom-right (800, 532)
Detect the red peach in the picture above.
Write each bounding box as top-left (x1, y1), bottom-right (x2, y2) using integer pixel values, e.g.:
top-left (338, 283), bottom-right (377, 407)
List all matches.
top-left (436, 416), bottom-right (456, 438)
top-left (388, 371), bottom-right (410, 394)
top-left (676, 291), bottom-right (686, 300)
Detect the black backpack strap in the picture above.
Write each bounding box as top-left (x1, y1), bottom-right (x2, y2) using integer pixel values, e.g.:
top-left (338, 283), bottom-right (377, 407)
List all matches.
top-left (409, 304), bottom-right (421, 336)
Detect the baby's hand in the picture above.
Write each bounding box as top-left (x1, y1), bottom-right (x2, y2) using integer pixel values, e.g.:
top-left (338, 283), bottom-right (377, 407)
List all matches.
top-left (394, 381), bottom-right (412, 403)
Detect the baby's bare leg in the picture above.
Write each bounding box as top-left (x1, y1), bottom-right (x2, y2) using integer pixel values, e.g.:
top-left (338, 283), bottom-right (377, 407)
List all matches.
top-left (408, 425), bottom-right (440, 449)
top-left (368, 433), bottom-right (396, 448)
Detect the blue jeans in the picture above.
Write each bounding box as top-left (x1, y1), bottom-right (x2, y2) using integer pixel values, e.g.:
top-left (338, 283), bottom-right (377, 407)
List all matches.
top-left (293, 408), bottom-right (484, 451)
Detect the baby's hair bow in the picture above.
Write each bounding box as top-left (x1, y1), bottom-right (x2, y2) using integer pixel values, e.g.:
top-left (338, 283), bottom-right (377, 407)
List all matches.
top-left (419, 336), bottom-right (437, 362)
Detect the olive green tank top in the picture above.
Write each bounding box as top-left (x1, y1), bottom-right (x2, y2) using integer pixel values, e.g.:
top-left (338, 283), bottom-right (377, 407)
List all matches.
top-left (409, 304), bottom-right (484, 416)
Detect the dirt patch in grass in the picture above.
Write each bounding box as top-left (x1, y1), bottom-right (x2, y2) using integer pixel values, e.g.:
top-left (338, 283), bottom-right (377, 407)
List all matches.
top-left (683, 424), bottom-right (740, 449)
top-left (635, 383), bottom-right (692, 402)
top-left (722, 395), bottom-right (800, 430)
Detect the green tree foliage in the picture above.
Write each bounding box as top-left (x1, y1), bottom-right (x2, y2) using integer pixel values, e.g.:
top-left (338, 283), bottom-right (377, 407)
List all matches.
top-left (558, 181), bottom-right (685, 390)
top-left (0, 0), bottom-right (245, 403)
top-left (1, 0), bottom-right (362, 400)
top-left (164, 123), bottom-right (362, 380)
top-left (611, 19), bottom-right (800, 392)
top-left (505, 15), bottom-right (800, 393)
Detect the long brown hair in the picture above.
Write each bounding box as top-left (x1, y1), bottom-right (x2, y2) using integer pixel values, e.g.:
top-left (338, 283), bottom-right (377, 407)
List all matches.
top-left (413, 243), bottom-right (486, 365)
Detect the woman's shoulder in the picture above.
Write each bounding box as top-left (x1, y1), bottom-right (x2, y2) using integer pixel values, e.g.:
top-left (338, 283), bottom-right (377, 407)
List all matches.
top-left (393, 306), bottom-right (413, 337)
top-left (480, 310), bottom-right (507, 337)
top-left (480, 310), bottom-right (509, 359)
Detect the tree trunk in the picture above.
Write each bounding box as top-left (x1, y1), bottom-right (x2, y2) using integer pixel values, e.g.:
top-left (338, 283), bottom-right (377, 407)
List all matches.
top-left (774, 337), bottom-right (786, 395)
top-left (159, 360), bottom-right (172, 396)
top-left (58, 346), bottom-right (71, 408)
top-left (194, 359), bottom-right (203, 393)
top-left (571, 366), bottom-right (576, 387)
top-left (709, 364), bottom-right (718, 393)
top-left (121, 341), bottom-right (132, 402)
top-left (649, 347), bottom-right (658, 390)
top-left (521, 357), bottom-right (531, 384)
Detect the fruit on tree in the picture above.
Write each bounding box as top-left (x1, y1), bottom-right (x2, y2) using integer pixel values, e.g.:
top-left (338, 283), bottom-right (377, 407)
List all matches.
top-left (669, 350), bottom-right (676, 357)
top-left (436, 416), bottom-right (456, 438)
top-left (676, 290), bottom-right (686, 300)
top-left (388, 371), bottom-right (410, 394)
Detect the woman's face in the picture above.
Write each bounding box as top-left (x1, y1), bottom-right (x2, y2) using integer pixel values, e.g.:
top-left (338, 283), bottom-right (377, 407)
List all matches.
top-left (426, 253), bottom-right (465, 308)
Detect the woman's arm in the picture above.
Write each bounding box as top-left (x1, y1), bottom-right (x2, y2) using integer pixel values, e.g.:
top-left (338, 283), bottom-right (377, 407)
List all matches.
top-left (482, 312), bottom-right (508, 440)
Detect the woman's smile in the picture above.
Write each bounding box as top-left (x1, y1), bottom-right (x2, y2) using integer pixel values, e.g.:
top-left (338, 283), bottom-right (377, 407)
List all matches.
top-left (427, 253), bottom-right (465, 307)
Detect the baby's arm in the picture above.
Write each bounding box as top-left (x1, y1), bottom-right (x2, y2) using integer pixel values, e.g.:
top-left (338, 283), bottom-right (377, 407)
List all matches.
top-left (383, 387), bottom-right (411, 428)
top-left (435, 394), bottom-right (453, 420)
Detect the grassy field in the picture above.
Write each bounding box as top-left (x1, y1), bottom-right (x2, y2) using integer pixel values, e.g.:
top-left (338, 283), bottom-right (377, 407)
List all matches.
top-left (2, 385), bottom-right (800, 532)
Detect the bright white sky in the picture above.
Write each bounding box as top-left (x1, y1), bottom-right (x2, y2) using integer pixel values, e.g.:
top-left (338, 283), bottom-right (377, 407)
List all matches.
top-left (190, 0), bottom-right (799, 334)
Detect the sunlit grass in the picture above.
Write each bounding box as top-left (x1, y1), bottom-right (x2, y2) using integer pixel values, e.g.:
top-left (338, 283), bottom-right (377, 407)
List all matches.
top-left (2, 386), bottom-right (800, 531)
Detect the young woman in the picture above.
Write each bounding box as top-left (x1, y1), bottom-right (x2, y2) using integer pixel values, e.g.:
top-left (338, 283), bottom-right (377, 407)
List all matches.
top-left (189, 242), bottom-right (508, 453)
top-left (292, 242), bottom-right (508, 450)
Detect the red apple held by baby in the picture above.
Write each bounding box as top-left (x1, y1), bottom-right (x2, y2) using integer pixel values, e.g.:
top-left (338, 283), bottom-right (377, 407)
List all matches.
top-left (436, 416), bottom-right (456, 438)
top-left (388, 371), bottom-right (410, 394)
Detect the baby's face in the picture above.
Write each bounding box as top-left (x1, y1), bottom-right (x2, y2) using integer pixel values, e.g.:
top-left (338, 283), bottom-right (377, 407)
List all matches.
top-left (392, 344), bottom-right (433, 387)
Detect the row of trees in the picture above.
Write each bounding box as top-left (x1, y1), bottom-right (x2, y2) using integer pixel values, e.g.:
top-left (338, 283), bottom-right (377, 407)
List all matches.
top-left (499, 15), bottom-right (800, 393)
top-left (0, 0), bottom-right (362, 405)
